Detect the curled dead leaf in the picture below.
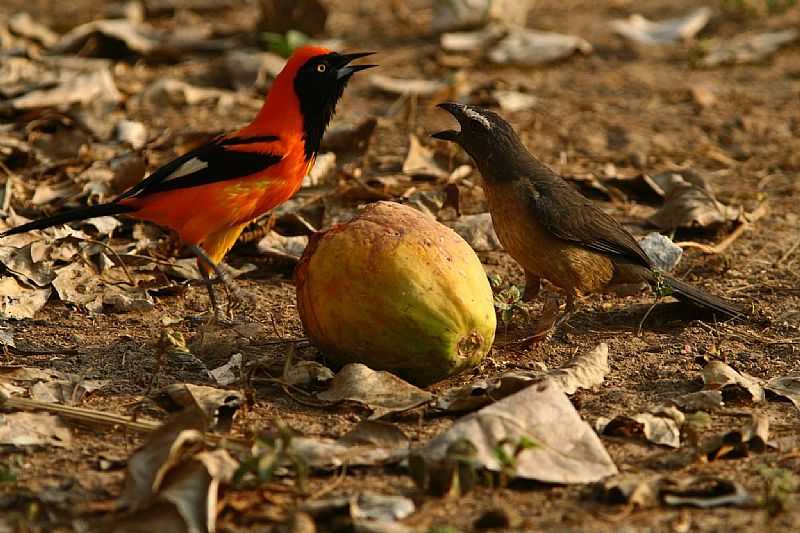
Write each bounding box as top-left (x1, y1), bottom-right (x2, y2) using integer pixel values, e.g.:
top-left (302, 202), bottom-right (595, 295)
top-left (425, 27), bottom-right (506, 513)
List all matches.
top-left (317, 364), bottom-right (433, 419)
top-left (648, 171), bottom-right (740, 231)
top-left (702, 361), bottom-right (764, 403)
top-left (701, 30), bottom-right (799, 67)
top-left (436, 343), bottom-right (609, 413)
top-left (610, 8), bottom-right (711, 45)
top-left (419, 379), bottom-right (617, 484)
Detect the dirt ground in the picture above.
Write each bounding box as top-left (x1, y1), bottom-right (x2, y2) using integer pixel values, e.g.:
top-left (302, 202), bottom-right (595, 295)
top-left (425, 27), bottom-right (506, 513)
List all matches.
top-left (1, 0), bottom-right (799, 531)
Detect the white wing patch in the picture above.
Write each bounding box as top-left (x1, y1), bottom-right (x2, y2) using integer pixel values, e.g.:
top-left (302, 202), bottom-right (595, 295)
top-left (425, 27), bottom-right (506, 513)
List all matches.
top-left (167, 157), bottom-right (209, 180)
top-left (464, 107), bottom-right (492, 129)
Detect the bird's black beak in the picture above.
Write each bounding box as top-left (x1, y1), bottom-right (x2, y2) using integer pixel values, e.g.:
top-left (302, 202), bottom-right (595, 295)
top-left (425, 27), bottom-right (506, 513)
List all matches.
top-left (432, 102), bottom-right (466, 143)
top-left (336, 52), bottom-right (378, 80)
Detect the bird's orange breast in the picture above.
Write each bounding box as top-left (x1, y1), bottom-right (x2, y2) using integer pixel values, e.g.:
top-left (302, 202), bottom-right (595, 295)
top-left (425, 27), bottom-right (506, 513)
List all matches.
top-left (124, 137), bottom-right (310, 246)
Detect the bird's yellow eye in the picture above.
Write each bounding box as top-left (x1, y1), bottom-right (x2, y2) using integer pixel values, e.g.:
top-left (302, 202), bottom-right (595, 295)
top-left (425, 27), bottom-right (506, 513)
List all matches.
top-left (317, 64), bottom-right (327, 73)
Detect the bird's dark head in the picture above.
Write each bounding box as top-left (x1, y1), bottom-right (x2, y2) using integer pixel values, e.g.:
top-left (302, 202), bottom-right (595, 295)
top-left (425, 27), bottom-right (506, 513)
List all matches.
top-left (275, 46), bottom-right (376, 159)
top-left (432, 103), bottom-right (524, 171)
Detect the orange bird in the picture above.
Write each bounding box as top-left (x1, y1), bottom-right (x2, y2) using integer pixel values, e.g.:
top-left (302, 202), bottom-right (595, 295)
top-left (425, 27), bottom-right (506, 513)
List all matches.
top-left (1, 46), bottom-right (376, 319)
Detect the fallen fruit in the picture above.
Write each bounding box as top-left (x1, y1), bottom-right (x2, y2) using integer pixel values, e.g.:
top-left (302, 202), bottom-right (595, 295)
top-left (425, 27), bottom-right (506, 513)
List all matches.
top-left (296, 201), bottom-right (496, 386)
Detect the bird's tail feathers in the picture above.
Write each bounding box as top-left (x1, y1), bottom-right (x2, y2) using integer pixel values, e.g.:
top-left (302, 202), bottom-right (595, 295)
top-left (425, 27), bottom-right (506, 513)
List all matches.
top-left (0, 203), bottom-right (135, 238)
top-left (657, 272), bottom-right (744, 320)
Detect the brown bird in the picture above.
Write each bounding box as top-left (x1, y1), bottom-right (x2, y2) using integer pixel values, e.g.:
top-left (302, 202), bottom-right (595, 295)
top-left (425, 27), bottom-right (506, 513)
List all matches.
top-left (433, 103), bottom-right (744, 329)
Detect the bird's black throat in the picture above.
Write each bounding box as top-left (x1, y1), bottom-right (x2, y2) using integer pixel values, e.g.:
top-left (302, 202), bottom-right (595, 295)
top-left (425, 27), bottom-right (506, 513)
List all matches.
top-left (293, 53), bottom-right (350, 161)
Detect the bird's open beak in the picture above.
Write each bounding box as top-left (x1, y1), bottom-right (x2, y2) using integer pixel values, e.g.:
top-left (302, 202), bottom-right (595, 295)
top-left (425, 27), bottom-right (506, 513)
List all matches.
top-left (336, 52), bottom-right (378, 80)
top-left (432, 102), bottom-right (465, 142)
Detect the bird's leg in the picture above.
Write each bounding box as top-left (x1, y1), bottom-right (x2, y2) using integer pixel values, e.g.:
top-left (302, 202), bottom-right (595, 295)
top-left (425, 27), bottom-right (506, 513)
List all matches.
top-left (189, 244), bottom-right (242, 322)
top-left (543, 291), bottom-right (577, 343)
top-left (554, 292), bottom-right (576, 329)
top-left (522, 271), bottom-right (541, 302)
top-left (198, 261), bottom-right (222, 322)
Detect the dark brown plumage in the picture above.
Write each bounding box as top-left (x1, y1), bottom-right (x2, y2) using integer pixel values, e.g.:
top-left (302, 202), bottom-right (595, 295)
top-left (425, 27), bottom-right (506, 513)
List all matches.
top-left (433, 102), bottom-right (744, 327)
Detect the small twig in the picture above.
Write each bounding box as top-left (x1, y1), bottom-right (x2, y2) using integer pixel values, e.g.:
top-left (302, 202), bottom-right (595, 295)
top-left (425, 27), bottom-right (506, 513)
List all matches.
top-left (269, 313), bottom-right (283, 339)
top-left (252, 337), bottom-right (309, 347)
top-left (84, 238), bottom-right (135, 285)
top-left (253, 377), bottom-right (337, 408)
top-left (307, 464), bottom-right (348, 501)
top-left (0, 391), bottom-right (159, 433)
top-left (115, 253), bottom-right (182, 269)
top-left (717, 323), bottom-right (800, 346)
top-left (636, 301), bottom-right (658, 336)
top-left (776, 236), bottom-right (800, 267)
top-left (1, 345), bottom-right (81, 356)
top-left (0, 391), bottom-right (249, 450)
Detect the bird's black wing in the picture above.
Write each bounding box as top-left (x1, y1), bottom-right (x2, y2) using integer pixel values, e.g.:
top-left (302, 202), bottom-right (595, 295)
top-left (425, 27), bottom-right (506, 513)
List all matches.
top-left (116, 135), bottom-right (283, 201)
top-left (519, 167), bottom-right (653, 268)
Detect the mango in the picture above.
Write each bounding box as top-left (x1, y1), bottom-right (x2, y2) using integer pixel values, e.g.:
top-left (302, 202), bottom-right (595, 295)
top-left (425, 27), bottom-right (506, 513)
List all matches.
top-left (295, 201), bottom-right (496, 386)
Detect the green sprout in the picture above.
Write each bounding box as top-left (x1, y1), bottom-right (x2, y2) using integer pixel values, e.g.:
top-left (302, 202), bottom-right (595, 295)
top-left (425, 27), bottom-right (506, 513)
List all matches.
top-left (260, 30), bottom-right (310, 58)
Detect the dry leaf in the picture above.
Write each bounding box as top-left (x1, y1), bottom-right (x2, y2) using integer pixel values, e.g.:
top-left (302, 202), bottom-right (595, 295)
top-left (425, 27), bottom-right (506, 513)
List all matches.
top-left (703, 414), bottom-right (769, 460)
top-left (661, 477), bottom-right (752, 508)
top-left (138, 79), bottom-right (255, 111)
top-left (224, 49), bottom-right (285, 91)
top-left (321, 117), bottom-right (377, 153)
top-left (370, 75), bottom-right (448, 96)
top-left (702, 30), bottom-right (799, 67)
top-left (158, 384), bottom-right (243, 433)
top-left (597, 408), bottom-right (683, 448)
top-left (52, 262), bottom-right (154, 313)
top-left (209, 353), bottom-right (242, 387)
top-left (29, 375), bottom-right (109, 405)
top-left (287, 433), bottom-right (408, 470)
top-left (116, 120), bottom-right (148, 150)
top-left (436, 343), bottom-right (609, 412)
top-left (402, 135), bottom-right (447, 179)
top-left (649, 171), bottom-right (739, 230)
top-left (440, 25), bottom-right (506, 52)
top-left (303, 152), bottom-right (336, 187)
top-left (317, 363), bottom-right (433, 419)
top-left (419, 379), bottom-right (617, 484)
top-left (8, 66), bottom-right (121, 110)
top-left (302, 492), bottom-right (415, 531)
top-left (53, 18), bottom-right (228, 59)
top-left (338, 420), bottom-right (410, 449)
top-left (432, 0), bottom-right (536, 32)
top-left (158, 450), bottom-right (238, 533)
top-left (0, 412), bottom-right (71, 448)
top-left (488, 28), bottom-right (592, 66)
top-left (673, 390), bottom-right (724, 412)
top-left (610, 8), bottom-right (711, 45)
top-left (765, 375), bottom-right (800, 410)
top-left (284, 360), bottom-right (335, 387)
top-left (596, 475), bottom-right (661, 508)
top-left (8, 13), bottom-right (58, 47)
top-left (0, 366), bottom-right (64, 383)
top-left (257, 231), bottom-right (309, 262)
top-left (53, 19), bottom-right (163, 56)
top-left (0, 328), bottom-right (14, 348)
top-left (120, 408), bottom-right (208, 510)
top-left (402, 190), bottom-right (445, 220)
top-left (702, 361), bottom-right (764, 403)
top-left (0, 242), bottom-right (58, 287)
top-left (548, 343), bottom-right (609, 394)
top-left (0, 277), bottom-right (51, 319)
top-left (491, 90), bottom-right (538, 112)
top-left (113, 449), bottom-right (238, 533)
top-left (447, 213), bottom-right (501, 252)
